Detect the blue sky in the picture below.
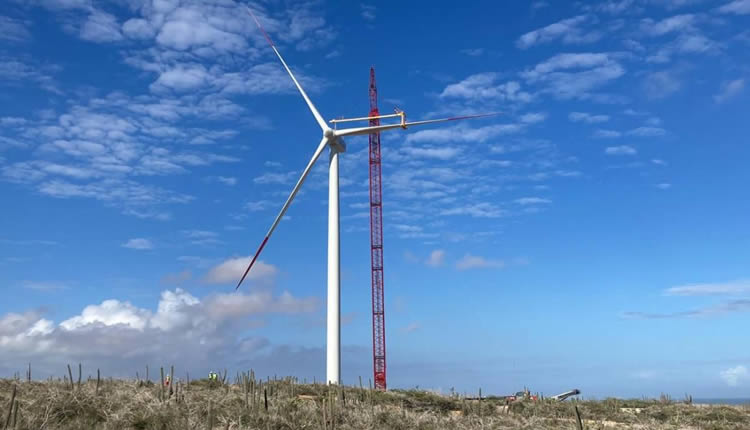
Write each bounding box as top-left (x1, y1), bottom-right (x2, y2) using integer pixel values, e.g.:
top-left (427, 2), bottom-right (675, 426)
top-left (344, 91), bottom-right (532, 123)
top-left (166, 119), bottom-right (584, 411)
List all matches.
top-left (1, 0), bottom-right (750, 398)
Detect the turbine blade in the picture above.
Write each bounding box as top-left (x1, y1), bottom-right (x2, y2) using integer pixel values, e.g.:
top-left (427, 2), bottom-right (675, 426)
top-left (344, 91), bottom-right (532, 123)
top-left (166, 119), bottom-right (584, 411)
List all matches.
top-left (246, 6), bottom-right (328, 131)
top-left (334, 123), bottom-right (403, 137)
top-left (334, 112), bottom-right (500, 137)
top-left (403, 112), bottom-right (500, 127)
top-left (236, 136), bottom-right (330, 290)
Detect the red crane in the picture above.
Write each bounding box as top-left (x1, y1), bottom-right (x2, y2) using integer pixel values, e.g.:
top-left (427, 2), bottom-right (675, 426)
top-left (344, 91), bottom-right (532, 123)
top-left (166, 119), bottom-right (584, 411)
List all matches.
top-left (368, 67), bottom-right (387, 390)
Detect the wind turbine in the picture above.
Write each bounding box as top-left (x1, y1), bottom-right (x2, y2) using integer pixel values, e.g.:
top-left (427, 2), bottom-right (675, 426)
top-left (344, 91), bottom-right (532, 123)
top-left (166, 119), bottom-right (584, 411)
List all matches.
top-left (237, 7), bottom-right (496, 385)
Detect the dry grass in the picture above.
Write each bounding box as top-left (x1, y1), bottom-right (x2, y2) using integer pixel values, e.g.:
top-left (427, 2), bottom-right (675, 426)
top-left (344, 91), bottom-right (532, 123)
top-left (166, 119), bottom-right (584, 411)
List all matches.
top-left (1, 376), bottom-right (748, 429)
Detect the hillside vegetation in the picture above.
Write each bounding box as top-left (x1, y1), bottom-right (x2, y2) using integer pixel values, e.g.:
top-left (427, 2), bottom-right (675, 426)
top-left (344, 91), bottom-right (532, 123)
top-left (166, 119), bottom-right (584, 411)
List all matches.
top-left (1, 374), bottom-right (748, 429)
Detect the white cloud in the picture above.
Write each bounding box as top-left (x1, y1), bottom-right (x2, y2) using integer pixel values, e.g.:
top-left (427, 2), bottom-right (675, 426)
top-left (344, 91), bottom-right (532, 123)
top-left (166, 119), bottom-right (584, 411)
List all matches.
top-left (2, 1), bottom-right (583, 294)
top-left (461, 48), bottom-right (485, 56)
top-left (400, 322), bottom-right (421, 333)
top-left (24, 178), bottom-right (190, 218)
top-left (35, 0), bottom-right (90, 11)
top-left (0, 92), bottom-right (247, 219)
top-left (182, 230), bottom-right (221, 246)
top-left (216, 176), bottom-right (237, 186)
top-left (720, 365), bottom-right (748, 386)
top-left (645, 29), bottom-right (719, 63)
top-left (393, 224), bottom-right (423, 234)
top-left (80, 10), bottom-right (123, 43)
top-left (405, 123), bottom-right (524, 144)
top-left (0, 311), bottom-right (51, 339)
top-left (517, 15), bottom-right (601, 49)
top-left (665, 280), bottom-right (750, 296)
top-left (640, 14), bottom-right (695, 36)
top-left (426, 250), bottom-right (445, 267)
top-left (205, 290), bottom-right (318, 317)
top-left (152, 65), bottom-right (211, 92)
top-left (441, 202), bottom-right (505, 218)
top-left (569, 112), bottom-right (609, 123)
top-left (520, 112), bottom-right (547, 124)
top-left (644, 70), bottom-right (682, 99)
top-left (625, 299), bottom-right (750, 319)
top-left (440, 74), bottom-right (532, 103)
top-left (149, 288), bottom-right (202, 331)
top-left (0, 116), bottom-right (28, 126)
top-left (0, 287), bottom-right (319, 375)
top-left (203, 255), bottom-right (278, 285)
top-left (714, 79), bottom-right (745, 103)
top-left (381, 166), bottom-right (464, 205)
top-left (515, 197), bottom-right (551, 205)
top-left (342, 211), bottom-right (369, 221)
top-left (122, 238), bottom-right (153, 250)
top-left (361, 4), bottom-right (376, 21)
top-left (718, 0), bottom-right (750, 14)
top-left (134, 54), bottom-right (321, 96)
top-left (21, 281), bottom-right (68, 291)
top-left (246, 200), bottom-right (274, 211)
top-left (282, 8), bottom-right (325, 42)
top-left (652, 0), bottom-right (702, 9)
top-left (605, 145), bottom-right (637, 155)
top-left (522, 53), bottom-right (625, 99)
top-left (296, 29), bottom-right (338, 52)
top-left (0, 57), bottom-right (61, 93)
top-left (400, 146), bottom-right (461, 160)
top-left (627, 126), bottom-right (666, 137)
top-left (324, 50), bottom-right (341, 59)
top-left (524, 53), bottom-right (612, 77)
top-left (0, 16), bottom-right (31, 42)
top-left (598, 0), bottom-right (637, 14)
top-left (254, 171), bottom-right (297, 185)
top-left (456, 254), bottom-right (505, 270)
top-left (594, 129), bottom-right (622, 138)
top-left (61, 299), bottom-right (151, 331)
top-left (122, 18), bottom-right (156, 39)
top-left (623, 38), bottom-right (646, 52)
top-left (155, 7), bottom-right (248, 54)
top-left (674, 33), bottom-right (717, 53)
top-left (4, 161), bottom-right (99, 180)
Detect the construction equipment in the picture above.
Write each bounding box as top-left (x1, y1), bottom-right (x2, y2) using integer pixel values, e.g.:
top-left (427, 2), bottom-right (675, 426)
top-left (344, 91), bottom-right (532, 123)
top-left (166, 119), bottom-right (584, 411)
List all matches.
top-left (367, 67), bottom-right (387, 390)
top-left (494, 388), bottom-right (581, 403)
top-left (239, 6), bottom-right (497, 386)
top-left (550, 389), bottom-right (581, 401)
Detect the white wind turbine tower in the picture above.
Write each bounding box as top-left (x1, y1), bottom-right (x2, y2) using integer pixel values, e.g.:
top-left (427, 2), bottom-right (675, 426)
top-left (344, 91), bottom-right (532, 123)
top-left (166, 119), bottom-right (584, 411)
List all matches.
top-left (237, 7), bottom-right (496, 385)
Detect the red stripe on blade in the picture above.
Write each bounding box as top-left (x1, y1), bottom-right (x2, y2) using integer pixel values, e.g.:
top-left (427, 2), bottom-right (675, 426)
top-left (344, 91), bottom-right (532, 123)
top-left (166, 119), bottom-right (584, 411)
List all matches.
top-left (245, 7), bottom-right (275, 47)
top-left (448, 112), bottom-right (501, 121)
top-left (236, 236), bottom-right (270, 290)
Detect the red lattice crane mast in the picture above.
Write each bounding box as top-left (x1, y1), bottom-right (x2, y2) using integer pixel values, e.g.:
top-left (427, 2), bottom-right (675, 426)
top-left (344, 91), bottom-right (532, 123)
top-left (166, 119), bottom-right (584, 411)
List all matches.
top-left (368, 67), bottom-right (387, 390)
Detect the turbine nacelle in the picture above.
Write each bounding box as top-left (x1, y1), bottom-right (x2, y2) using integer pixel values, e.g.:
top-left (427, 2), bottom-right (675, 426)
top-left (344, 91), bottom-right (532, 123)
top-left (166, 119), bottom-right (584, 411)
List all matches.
top-left (322, 130), bottom-right (345, 153)
top-left (329, 137), bottom-right (346, 153)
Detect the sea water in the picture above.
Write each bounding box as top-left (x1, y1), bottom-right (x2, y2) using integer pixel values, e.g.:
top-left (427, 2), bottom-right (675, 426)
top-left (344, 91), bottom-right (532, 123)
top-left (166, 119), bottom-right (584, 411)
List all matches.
top-left (693, 398), bottom-right (750, 405)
